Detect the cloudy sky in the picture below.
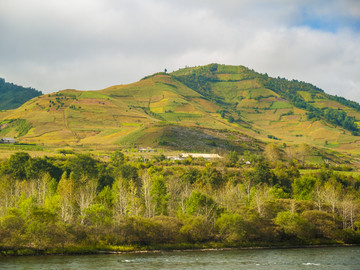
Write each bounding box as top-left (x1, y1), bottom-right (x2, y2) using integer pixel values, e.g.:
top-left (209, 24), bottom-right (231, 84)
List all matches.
top-left (1, 0), bottom-right (359, 102)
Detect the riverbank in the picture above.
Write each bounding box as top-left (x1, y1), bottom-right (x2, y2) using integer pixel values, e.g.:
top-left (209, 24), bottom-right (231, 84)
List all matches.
top-left (1, 241), bottom-right (358, 257)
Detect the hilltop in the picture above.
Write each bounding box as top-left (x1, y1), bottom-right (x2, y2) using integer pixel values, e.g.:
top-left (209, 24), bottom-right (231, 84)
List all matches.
top-left (0, 78), bottom-right (42, 110)
top-left (0, 64), bottom-right (359, 166)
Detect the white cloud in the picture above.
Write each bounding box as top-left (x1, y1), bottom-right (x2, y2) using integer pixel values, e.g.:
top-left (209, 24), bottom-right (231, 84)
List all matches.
top-left (0, 0), bottom-right (359, 103)
top-left (233, 27), bottom-right (360, 99)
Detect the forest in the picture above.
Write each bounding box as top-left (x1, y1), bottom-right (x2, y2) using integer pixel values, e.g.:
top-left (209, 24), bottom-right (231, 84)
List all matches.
top-left (0, 78), bottom-right (42, 110)
top-left (1, 147), bottom-right (360, 255)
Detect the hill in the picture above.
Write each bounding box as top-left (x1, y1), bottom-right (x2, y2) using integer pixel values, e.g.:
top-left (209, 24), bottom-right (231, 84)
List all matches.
top-left (0, 64), bottom-right (360, 166)
top-left (0, 78), bottom-right (42, 110)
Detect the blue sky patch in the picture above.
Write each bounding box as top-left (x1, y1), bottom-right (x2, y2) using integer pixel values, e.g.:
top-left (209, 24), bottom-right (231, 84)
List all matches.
top-left (298, 6), bottom-right (360, 32)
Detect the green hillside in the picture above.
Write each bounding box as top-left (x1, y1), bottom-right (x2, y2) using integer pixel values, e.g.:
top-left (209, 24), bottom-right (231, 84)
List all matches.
top-left (0, 78), bottom-right (42, 110)
top-left (1, 64), bottom-right (360, 166)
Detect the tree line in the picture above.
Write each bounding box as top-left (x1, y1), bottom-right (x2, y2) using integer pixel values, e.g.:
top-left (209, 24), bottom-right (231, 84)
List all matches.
top-left (0, 78), bottom-right (42, 110)
top-left (1, 148), bottom-right (360, 254)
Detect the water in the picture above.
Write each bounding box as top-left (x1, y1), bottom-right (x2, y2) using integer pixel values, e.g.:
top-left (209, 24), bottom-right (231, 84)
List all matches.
top-left (0, 246), bottom-right (359, 269)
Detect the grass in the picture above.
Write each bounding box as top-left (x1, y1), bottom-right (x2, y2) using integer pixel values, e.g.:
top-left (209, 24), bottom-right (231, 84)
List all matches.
top-left (248, 88), bottom-right (277, 99)
top-left (79, 91), bottom-right (112, 100)
top-left (300, 169), bottom-right (360, 177)
top-left (0, 143), bottom-right (44, 151)
top-left (161, 113), bottom-right (203, 122)
top-left (271, 101), bottom-right (292, 109)
top-left (297, 91), bottom-right (312, 102)
top-left (116, 127), bottom-right (147, 145)
top-left (1, 64), bottom-right (360, 163)
top-left (324, 142), bottom-right (340, 148)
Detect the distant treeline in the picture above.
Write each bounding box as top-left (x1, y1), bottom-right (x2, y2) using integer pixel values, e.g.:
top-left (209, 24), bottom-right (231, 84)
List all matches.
top-left (1, 149), bottom-right (360, 254)
top-left (329, 95), bottom-right (360, 112)
top-left (0, 78), bottom-right (42, 110)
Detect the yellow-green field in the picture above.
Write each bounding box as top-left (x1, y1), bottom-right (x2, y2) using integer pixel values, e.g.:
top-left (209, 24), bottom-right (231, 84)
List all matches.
top-left (1, 64), bottom-right (360, 166)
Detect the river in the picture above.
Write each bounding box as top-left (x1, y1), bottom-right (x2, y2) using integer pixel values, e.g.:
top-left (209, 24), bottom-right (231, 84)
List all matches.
top-left (1, 246), bottom-right (359, 269)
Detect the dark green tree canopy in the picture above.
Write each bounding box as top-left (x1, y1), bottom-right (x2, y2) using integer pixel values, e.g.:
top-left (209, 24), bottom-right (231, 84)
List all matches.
top-left (0, 78), bottom-right (42, 110)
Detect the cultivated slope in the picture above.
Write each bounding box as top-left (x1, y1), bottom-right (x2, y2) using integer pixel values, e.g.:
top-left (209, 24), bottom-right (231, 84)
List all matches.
top-left (0, 64), bottom-right (359, 162)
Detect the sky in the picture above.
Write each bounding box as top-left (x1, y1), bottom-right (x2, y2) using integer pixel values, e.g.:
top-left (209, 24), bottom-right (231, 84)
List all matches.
top-left (0, 0), bottom-right (360, 102)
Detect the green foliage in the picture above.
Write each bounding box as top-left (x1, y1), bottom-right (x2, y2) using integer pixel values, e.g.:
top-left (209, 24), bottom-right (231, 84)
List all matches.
top-left (64, 154), bottom-right (100, 180)
top-left (154, 154), bottom-right (166, 162)
top-left (228, 115), bottom-right (234, 123)
top-left (111, 150), bottom-right (125, 167)
top-left (25, 207), bottom-right (62, 249)
top-left (323, 108), bottom-right (359, 133)
top-left (117, 164), bottom-right (139, 184)
top-left (216, 213), bottom-right (246, 243)
top-left (252, 159), bottom-right (275, 185)
top-left (180, 168), bottom-right (200, 184)
top-left (2, 152), bottom-right (31, 180)
top-left (301, 210), bottom-right (341, 239)
top-left (267, 134), bottom-right (280, 140)
top-left (57, 149), bottom-right (75, 155)
top-left (1, 63), bottom-right (360, 254)
top-left (180, 215), bottom-right (213, 243)
top-left (150, 175), bottom-right (168, 215)
top-left (174, 70), bottom-right (217, 97)
top-left (0, 149), bottom-right (360, 254)
top-left (202, 167), bottom-right (224, 189)
top-left (1, 64), bottom-right (360, 163)
top-left (15, 119), bottom-right (32, 137)
top-left (292, 175), bottom-right (316, 200)
top-left (185, 191), bottom-right (218, 218)
top-left (275, 211), bottom-right (314, 240)
top-left (118, 216), bottom-right (162, 245)
top-left (273, 164), bottom-right (299, 192)
top-left (84, 204), bottom-right (112, 227)
top-left (329, 95), bottom-right (360, 112)
top-left (25, 157), bottom-right (62, 180)
top-left (255, 73), bottom-right (359, 133)
top-left (0, 78), bottom-right (42, 110)
top-left (227, 150), bottom-right (239, 167)
top-left (306, 107), bottom-right (359, 134)
top-left (0, 208), bottom-right (26, 247)
top-left (279, 110), bottom-right (294, 119)
top-left (0, 119), bottom-right (32, 138)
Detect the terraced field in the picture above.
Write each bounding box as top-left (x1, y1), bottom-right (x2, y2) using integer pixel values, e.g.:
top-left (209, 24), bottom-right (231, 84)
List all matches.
top-left (1, 64), bottom-right (360, 166)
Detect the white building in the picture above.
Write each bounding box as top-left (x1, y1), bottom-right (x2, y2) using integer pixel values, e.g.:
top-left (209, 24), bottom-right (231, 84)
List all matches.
top-left (0, 137), bottom-right (15, 144)
top-left (180, 153), bottom-right (222, 159)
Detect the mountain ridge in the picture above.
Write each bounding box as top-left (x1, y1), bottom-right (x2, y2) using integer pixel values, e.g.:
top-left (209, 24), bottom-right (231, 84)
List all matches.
top-left (0, 78), bottom-right (42, 110)
top-left (1, 64), bottom-right (359, 165)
